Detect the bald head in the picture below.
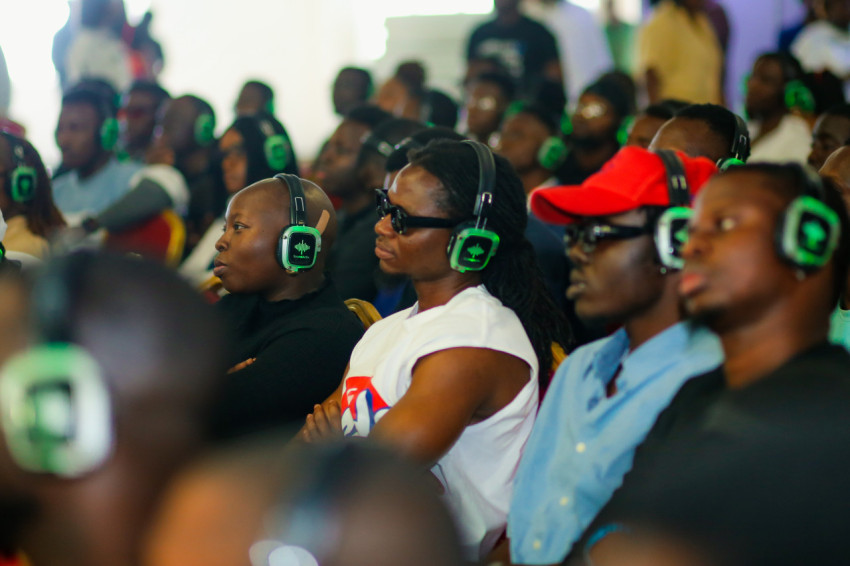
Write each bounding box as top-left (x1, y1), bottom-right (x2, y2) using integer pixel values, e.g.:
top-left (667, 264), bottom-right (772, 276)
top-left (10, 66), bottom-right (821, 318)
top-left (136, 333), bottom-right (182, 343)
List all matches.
top-left (649, 117), bottom-right (729, 163)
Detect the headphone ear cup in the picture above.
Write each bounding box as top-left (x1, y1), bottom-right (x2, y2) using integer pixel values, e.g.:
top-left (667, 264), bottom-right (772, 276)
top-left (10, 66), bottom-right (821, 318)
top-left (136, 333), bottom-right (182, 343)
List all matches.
top-left (277, 225), bottom-right (322, 272)
top-left (785, 80), bottom-right (816, 114)
top-left (616, 115), bottom-right (634, 146)
top-left (100, 118), bottom-right (119, 152)
top-left (9, 166), bottom-right (37, 202)
top-left (264, 134), bottom-right (291, 171)
top-left (776, 195), bottom-right (840, 270)
top-left (537, 137), bottom-right (568, 171)
top-left (654, 206), bottom-right (693, 270)
top-left (446, 221), bottom-right (500, 273)
top-left (194, 114), bottom-right (216, 147)
top-left (0, 344), bottom-right (113, 477)
top-left (716, 157), bottom-right (746, 171)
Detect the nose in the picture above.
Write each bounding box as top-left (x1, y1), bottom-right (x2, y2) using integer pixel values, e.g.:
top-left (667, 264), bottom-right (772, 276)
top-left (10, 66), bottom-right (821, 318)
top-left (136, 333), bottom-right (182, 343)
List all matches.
top-left (215, 230), bottom-right (229, 252)
top-left (566, 240), bottom-right (589, 264)
top-left (375, 212), bottom-right (394, 237)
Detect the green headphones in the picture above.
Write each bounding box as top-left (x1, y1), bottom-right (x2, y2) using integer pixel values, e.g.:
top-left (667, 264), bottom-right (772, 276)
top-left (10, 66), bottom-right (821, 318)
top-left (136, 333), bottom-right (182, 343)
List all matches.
top-left (504, 101), bottom-right (569, 171)
top-left (194, 113), bottom-right (216, 147)
top-left (0, 253), bottom-right (114, 478)
top-left (776, 166), bottom-right (840, 271)
top-left (446, 141), bottom-right (500, 272)
top-left (1, 132), bottom-right (37, 203)
top-left (258, 118), bottom-right (291, 171)
top-left (716, 114), bottom-right (750, 171)
top-left (275, 174), bottom-right (321, 272)
top-left (654, 149), bottom-right (693, 270)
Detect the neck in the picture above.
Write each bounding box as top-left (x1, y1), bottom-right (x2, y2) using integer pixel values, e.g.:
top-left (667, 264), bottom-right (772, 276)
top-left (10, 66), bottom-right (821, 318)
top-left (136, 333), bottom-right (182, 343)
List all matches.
top-left (412, 274), bottom-right (481, 312)
top-left (753, 109), bottom-right (786, 140)
top-left (77, 152), bottom-right (111, 180)
top-left (264, 272), bottom-right (325, 302)
top-left (622, 280), bottom-right (682, 351)
top-left (718, 306), bottom-right (829, 389)
top-left (497, 9), bottom-right (520, 24)
top-left (521, 169), bottom-right (552, 195)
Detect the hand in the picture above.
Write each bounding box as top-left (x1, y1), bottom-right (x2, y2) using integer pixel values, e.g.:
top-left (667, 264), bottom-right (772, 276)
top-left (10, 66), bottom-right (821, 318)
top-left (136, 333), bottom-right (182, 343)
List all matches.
top-left (226, 358), bottom-right (255, 374)
top-left (301, 401), bottom-right (343, 443)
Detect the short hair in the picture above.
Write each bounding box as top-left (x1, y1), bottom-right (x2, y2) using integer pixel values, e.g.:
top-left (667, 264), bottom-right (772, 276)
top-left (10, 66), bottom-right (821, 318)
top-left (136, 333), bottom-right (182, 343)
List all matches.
top-left (675, 103), bottom-right (752, 162)
top-left (357, 118), bottom-right (425, 170)
top-left (183, 94), bottom-right (215, 120)
top-left (393, 61), bottom-right (427, 100)
top-left (506, 100), bottom-right (561, 135)
top-left (127, 80), bottom-right (171, 105)
top-left (756, 51), bottom-right (804, 84)
top-left (241, 80), bottom-right (274, 104)
top-left (643, 99), bottom-right (689, 121)
top-left (822, 102), bottom-right (850, 123)
top-left (422, 89), bottom-right (459, 129)
top-left (61, 86), bottom-right (116, 122)
top-left (470, 71), bottom-right (517, 101)
top-left (344, 104), bottom-right (393, 130)
top-left (338, 66), bottom-right (373, 92)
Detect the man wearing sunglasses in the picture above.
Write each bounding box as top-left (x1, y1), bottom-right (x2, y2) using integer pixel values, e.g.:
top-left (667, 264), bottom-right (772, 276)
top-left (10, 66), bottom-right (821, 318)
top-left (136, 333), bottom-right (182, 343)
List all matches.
top-left (492, 147), bottom-right (722, 566)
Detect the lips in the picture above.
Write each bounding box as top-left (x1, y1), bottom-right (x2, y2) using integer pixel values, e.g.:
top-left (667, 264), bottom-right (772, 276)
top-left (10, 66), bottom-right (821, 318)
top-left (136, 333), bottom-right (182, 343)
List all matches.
top-left (213, 259), bottom-right (227, 277)
top-left (566, 272), bottom-right (588, 300)
top-left (679, 270), bottom-right (707, 298)
top-left (374, 242), bottom-right (394, 261)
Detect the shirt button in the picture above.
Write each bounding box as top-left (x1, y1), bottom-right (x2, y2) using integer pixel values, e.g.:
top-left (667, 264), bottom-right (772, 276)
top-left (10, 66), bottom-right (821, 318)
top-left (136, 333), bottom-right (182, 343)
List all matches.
top-left (533, 540), bottom-right (542, 550)
top-left (560, 496), bottom-right (570, 506)
top-left (576, 442), bottom-right (586, 453)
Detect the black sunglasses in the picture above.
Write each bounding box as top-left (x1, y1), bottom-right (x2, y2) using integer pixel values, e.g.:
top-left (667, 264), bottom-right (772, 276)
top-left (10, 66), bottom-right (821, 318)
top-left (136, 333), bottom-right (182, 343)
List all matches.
top-left (564, 222), bottom-right (653, 253)
top-left (375, 189), bottom-right (461, 235)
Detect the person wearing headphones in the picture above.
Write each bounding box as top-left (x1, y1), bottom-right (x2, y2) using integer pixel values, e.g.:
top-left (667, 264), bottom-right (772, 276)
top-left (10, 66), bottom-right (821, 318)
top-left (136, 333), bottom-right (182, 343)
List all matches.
top-left (573, 163), bottom-right (850, 566)
top-left (332, 66), bottom-right (373, 117)
top-left (52, 83), bottom-right (142, 224)
top-left (234, 80), bottom-right (275, 118)
top-left (649, 103), bottom-right (751, 166)
top-left (149, 94), bottom-right (225, 252)
top-left (488, 148), bottom-right (722, 566)
top-left (208, 175), bottom-right (363, 442)
top-left (301, 140), bottom-right (571, 559)
top-left (0, 133), bottom-right (65, 260)
top-left (462, 70), bottom-right (516, 144)
top-left (179, 111), bottom-right (299, 285)
top-left (118, 80), bottom-right (170, 162)
top-left (745, 52), bottom-right (813, 164)
top-left (808, 103), bottom-right (850, 170)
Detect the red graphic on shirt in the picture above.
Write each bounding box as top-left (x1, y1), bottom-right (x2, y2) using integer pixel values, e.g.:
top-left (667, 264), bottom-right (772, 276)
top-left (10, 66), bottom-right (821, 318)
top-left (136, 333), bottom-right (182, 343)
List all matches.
top-left (340, 375), bottom-right (392, 437)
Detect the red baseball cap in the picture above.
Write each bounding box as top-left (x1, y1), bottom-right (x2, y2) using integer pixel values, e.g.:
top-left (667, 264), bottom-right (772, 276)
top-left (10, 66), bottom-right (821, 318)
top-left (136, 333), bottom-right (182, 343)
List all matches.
top-left (530, 146), bottom-right (718, 224)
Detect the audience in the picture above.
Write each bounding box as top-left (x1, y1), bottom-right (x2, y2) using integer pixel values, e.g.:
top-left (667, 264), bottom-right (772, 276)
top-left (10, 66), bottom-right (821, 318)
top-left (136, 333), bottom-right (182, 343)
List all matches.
top-left (0, 251), bottom-right (227, 566)
top-left (495, 148), bottom-right (721, 566)
top-left (0, 133), bottom-right (65, 260)
top-left (302, 140), bottom-right (571, 559)
top-left (745, 52), bottom-right (813, 163)
top-left (4, 9), bottom-right (850, 566)
top-left (119, 80), bottom-right (170, 162)
top-left (208, 175), bottom-right (364, 441)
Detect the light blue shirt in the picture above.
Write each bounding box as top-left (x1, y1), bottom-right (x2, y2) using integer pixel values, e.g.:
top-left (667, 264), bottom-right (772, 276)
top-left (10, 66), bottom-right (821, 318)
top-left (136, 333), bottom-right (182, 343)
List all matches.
top-left (508, 322), bottom-right (723, 564)
top-left (52, 158), bottom-right (141, 222)
top-left (829, 306), bottom-right (850, 351)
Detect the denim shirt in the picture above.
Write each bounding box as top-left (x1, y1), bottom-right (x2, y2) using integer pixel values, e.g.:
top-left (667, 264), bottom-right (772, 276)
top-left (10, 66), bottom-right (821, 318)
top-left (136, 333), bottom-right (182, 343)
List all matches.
top-left (508, 322), bottom-right (723, 564)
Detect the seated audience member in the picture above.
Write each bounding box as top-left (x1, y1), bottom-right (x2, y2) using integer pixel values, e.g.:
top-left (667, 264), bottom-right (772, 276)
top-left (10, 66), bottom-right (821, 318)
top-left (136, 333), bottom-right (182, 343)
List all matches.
top-left (332, 66), bottom-right (374, 117)
top-left (150, 94), bottom-right (226, 252)
top-left (0, 251), bottom-right (228, 566)
top-left (144, 441), bottom-right (466, 566)
top-left (808, 103), bottom-right (850, 169)
top-left (208, 175), bottom-right (364, 441)
top-left (462, 71), bottom-right (517, 144)
top-left (374, 61), bottom-right (428, 121)
top-left (52, 84), bottom-right (142, 224)
top-left (818, 145), bottom-right (850, 349)
top-left (421, 88), bottom-right (460, 129)
top-left (745, 52), bottom-right (813, 164)
top-left (560, 74), bottom-right (631, 184)
top-left (492, 148), bottom-right (721, 566)
top-left (649, 103), bottom-right (752, 166)
top-left (314, 104), bottom-right (392, 301)
top-left (496, 101), bottom-right (566, 196)
top-left (302, 140), bottom-right (572, 559)
top-left (791, 0), bottom-right (850, 80)
top-left (180, 112), bottom-right (299, 285)
top-left (624, 99), bottom-right (688, 148)
top-left (118, 80), bottom-right (170, 162)
top-left (0, 132), bottom-right (65, 259)
top-left (234, 80), bottom-right (274, 117)
top-left (573, 163), bottom-right (850, 566)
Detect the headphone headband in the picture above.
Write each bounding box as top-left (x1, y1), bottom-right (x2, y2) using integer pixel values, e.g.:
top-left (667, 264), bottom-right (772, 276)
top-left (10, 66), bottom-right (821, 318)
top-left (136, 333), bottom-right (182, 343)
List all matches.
top-left (463, 140), bottom-right (496, 228)
top-left (275, 174), bottom-right (307, 227)
top-left (730, 114), bottom-right (749, 162)
top-left (655, 149), bottom-right (690, 207)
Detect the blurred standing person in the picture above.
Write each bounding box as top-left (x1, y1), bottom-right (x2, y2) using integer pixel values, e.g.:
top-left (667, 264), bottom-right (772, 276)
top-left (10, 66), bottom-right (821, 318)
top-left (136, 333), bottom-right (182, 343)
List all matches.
top-left (637, 0), bottom-right (723, 105)
top-left (66, 0), bottom-right (132, 92)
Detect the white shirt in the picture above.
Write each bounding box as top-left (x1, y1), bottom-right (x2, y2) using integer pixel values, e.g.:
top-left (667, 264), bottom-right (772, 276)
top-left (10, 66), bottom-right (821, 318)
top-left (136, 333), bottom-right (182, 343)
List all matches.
top-left (748, 113), bottom-right (812, 165)
top-left (341, 285), bottom-right (539, 559)
top-left (792, 20), bottom-right (850, 79)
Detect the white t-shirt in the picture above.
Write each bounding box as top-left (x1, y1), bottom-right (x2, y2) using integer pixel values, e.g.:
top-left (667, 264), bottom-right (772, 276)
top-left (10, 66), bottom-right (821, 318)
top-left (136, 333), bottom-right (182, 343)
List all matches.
top-left (791, 21), bottom-right (850, 78)
top-left (748, 113), bottom-right (812, 165)
top-left (341, 285), bottom-right (539, 559)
